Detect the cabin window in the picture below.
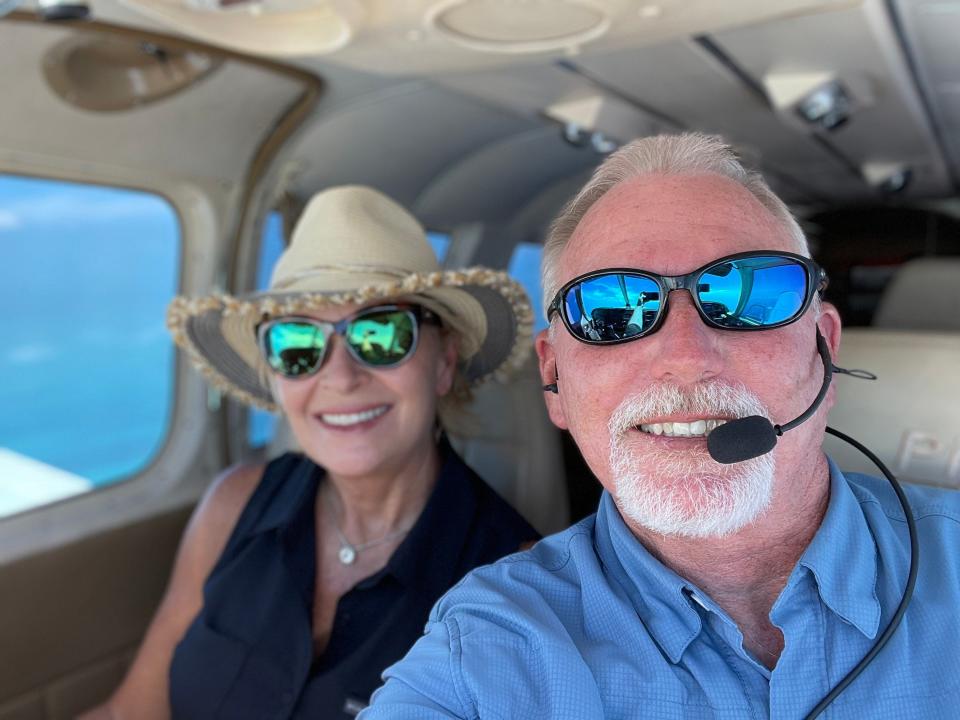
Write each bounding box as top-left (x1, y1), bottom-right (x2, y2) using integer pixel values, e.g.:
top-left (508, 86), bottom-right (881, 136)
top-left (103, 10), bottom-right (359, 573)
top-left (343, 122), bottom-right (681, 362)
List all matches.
top-left (508, 242), bottom-right (547, 333)
top-left (248, 210), bottom-right (286, 448)
top-left (0, 173), bottom-right (180, 517)
top-left (427, 231), bottom-right (451, 263)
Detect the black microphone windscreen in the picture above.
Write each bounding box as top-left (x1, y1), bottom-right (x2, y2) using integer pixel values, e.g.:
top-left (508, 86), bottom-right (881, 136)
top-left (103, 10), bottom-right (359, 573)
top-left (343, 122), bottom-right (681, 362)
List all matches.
top-left (707, 415), bottom-right (778, 464)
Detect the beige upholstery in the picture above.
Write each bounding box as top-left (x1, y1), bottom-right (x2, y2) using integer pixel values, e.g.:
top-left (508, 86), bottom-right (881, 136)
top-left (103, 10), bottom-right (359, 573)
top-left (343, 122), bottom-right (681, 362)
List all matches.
top-left (267, 355), bottom-right (570, 536)
top-left (873, 257), bottom-right (960, 330)
top-left (823, 328), bottom-right (960, 489)
top-left (447, 356), bottom-right (569, 536)
top-left (0, 506), bottom-right (191, 719)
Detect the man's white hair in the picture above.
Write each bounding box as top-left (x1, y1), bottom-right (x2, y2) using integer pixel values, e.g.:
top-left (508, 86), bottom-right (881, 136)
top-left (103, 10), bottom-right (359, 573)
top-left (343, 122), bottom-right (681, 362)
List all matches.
top-left (541, 133), bottom-right (811, 315)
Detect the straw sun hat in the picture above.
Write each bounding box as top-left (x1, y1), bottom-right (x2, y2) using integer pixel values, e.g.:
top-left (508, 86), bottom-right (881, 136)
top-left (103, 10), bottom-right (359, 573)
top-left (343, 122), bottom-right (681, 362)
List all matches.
top-left (167, 185), bottom-right (534, 414)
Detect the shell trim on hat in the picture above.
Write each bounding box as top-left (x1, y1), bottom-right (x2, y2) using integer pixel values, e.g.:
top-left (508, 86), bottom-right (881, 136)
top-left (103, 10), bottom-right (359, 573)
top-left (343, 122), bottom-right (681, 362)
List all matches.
top-left (167, 267), bottom-right (533, 412)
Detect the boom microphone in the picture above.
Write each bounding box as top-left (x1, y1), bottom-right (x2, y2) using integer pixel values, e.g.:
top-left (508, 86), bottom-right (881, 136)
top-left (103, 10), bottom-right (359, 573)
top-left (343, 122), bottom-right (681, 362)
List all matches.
top-left (707, 415), bottom-right (778, 464)
top-left (707, 328), bottom-right (874, 464)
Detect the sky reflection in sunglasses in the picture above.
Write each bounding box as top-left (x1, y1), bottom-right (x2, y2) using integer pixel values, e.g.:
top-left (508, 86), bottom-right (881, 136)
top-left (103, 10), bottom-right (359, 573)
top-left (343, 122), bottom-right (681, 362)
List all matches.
top-left (552, 252), bottom-right (823, 344)
top-left (259, 306), bottom-right (421, 378)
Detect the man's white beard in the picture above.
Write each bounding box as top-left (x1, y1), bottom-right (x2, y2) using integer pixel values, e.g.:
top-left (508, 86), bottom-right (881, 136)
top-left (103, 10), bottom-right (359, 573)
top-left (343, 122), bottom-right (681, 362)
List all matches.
top-left (608, 382), bottom-right (775, 538)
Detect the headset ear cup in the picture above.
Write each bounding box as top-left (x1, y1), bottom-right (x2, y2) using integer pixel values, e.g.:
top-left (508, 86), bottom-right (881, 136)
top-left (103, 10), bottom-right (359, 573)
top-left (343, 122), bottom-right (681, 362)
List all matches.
top-left (542, 382), bottom-right (558, 394)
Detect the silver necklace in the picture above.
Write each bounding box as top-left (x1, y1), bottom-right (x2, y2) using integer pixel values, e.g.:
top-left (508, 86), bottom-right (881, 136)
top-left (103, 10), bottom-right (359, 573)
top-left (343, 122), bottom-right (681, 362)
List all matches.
top-left (324, 489), bottom-right (413, 565)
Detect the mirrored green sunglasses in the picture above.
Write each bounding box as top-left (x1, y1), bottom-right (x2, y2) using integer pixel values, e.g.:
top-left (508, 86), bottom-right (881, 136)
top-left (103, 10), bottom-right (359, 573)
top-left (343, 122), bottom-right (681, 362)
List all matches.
top-left (257, 304), bottom-right (439, 378)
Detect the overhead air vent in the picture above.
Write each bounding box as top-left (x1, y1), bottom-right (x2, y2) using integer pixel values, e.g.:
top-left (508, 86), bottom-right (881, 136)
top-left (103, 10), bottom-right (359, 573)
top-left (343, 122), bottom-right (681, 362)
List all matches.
top-left (427, 0), bottom-right (610, 54)
top-left (42, 33), bottom-right (221, 112)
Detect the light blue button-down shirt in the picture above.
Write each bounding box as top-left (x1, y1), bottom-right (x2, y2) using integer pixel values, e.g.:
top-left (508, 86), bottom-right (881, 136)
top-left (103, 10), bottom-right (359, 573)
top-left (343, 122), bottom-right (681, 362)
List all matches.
top-left (363, 460), bottom-right (960, 719)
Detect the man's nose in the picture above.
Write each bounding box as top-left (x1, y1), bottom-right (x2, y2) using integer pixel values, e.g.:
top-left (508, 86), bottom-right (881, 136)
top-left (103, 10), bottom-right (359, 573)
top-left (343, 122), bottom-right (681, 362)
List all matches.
top-left (646, 290), bottom-right (723, 383)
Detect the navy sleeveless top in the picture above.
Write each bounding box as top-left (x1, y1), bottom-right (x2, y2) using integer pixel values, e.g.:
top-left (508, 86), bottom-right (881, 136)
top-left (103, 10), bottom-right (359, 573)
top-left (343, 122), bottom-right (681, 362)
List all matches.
top-left (169, 443), bottom-right (539, 719)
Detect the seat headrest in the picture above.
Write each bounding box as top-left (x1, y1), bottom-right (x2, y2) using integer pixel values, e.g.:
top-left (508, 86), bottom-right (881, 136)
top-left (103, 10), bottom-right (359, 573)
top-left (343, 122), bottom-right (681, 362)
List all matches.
top-left (873, 257), bottom-right (960, 330)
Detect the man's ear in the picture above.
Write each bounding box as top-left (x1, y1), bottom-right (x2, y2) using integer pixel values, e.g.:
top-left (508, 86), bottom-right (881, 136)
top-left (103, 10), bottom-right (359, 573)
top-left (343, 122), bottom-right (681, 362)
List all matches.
top-left (818, 301), bottom-right (842, 359)
top-left (535, 327), bottom-right (569, 430)
top-left (817, 300), bottom-right (843, 410)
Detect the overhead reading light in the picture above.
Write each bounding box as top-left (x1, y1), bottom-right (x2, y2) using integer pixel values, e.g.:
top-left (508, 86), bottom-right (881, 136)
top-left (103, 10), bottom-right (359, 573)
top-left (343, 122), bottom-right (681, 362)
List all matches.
top-left (589, 131), bottom-right (618, 154)
top-left (862, 161), bottom-right (913, 195)
top-left (549, 95), bottom-right (633, 155)
top-left (764, 71), bottom-right (858, 133)
top-left (562, 122), bottom-right (589, 147)
top-left (795, 80), bottom-right (851, 131)
top-left (37, 0), bottom-right (91, 20)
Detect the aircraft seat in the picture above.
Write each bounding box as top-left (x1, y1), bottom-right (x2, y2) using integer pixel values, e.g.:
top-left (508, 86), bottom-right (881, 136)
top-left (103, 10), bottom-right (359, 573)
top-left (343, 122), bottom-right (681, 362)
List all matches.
top-left (823, 328), bottom-right (960, 490)
top-left (872, 257), bottom-right (960, 330)
top-left (446, 355), bottom-right (570, 536)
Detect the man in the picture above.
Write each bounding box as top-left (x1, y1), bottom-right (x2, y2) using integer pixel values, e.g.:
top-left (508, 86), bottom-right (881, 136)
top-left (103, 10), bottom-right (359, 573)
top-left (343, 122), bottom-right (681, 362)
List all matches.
top-left (361, 134), bottom-right (960, 718)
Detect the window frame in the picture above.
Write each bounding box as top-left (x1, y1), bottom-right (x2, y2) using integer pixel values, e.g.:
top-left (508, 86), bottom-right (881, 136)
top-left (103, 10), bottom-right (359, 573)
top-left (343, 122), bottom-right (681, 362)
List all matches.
top-left (0, 160), bottom-right (221, 563)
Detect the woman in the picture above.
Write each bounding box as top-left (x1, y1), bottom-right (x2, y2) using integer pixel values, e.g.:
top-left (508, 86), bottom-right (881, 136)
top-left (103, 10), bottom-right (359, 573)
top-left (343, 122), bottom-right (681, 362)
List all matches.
top-left (82, 186), bottom-right (539, 719)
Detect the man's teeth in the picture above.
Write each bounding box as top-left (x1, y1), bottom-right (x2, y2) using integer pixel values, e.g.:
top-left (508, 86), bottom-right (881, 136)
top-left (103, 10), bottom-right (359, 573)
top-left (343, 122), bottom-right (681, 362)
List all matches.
top-left (321, 406), bottom-right (389, 427)
top-left (638, 419), bottom-right (728, 437)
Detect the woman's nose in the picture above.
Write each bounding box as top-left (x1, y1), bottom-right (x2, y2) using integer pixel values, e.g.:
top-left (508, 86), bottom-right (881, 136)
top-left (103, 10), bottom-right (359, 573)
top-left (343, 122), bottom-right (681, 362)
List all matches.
top-left (315, 335), bottom-right (366, 391)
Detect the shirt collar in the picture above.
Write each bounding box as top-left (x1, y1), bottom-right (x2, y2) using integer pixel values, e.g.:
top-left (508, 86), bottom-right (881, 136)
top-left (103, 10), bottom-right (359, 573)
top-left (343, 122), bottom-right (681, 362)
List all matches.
top-left (795, 457), bottom-right (881, 638)
top-left (250, 441), bottom-right (478, 594)
top-left (375, 437), bottom-right (477, 592)
top-left (251, 453), bottom-right (321, 535)
top-left (594, 491), bottom-right (704, 664)
top-left (594, 457), bottom-right (884, 660)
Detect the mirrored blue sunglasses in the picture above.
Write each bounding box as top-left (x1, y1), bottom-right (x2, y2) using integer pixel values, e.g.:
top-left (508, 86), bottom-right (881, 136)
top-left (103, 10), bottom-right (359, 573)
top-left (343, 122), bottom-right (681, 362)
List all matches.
top-left (547, 251), bottom-right (828, 345)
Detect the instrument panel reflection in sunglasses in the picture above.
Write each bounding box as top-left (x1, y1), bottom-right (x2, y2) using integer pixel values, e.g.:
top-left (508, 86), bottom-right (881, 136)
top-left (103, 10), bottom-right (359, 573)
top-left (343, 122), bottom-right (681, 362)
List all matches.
top-left (548, 251), bottom-right (828, 345)
top-left (257, 304), bottom-right (439, 378)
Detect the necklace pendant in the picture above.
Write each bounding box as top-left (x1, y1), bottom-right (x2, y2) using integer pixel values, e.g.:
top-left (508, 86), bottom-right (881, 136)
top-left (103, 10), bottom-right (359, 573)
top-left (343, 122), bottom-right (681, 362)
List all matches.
top-left (338, 544), bottom-right (357, 565)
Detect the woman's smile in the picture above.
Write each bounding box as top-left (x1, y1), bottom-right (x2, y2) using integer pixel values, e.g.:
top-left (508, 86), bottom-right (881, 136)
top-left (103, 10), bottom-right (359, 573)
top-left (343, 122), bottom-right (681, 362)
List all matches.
top-left (314, 404), bottom-right (392, 430)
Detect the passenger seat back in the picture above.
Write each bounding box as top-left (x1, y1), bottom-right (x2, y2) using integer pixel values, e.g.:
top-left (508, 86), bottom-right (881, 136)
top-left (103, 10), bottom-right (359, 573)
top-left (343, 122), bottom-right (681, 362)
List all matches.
top-left (447, 355), bottom-right (570, 535)
top-left (824, 328), bottom-right (960, 489)
top-left (873, 257), bottom-right (960, 330)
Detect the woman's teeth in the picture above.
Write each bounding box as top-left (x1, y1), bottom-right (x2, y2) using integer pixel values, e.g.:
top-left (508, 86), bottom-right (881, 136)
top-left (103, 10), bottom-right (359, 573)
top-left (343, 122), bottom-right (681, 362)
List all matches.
top-left (638, 419), bottom-right (728, 437)
top-left (321, 405), bottom-right (389, 427)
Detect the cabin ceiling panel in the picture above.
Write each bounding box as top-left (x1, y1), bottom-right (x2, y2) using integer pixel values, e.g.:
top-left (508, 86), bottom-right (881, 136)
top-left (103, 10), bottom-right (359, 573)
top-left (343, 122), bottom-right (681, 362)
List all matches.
top-left (414, 126), bottom-right (600, 227)
top-left (0, 21), bottom-right (304, 184)
top-left (287, 83), bottom-right (536, 213)
top-left (100, 0), bottom-right (855, 76)
top-left (710, 2), bottom-right (952, 198)
top-left (568, 40), bottom-right (870, 203)
top-left (505, 169), bottom-right (596, 246)
top-left (892, 0), bottom-right (960, 185)
top-left (431, 64), bottom-right (600, 125)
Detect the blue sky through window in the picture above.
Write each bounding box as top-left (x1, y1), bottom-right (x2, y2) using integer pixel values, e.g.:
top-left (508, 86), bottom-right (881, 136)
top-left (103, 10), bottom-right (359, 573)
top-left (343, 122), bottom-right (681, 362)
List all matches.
top-left (0, 174), bottom-right (179, 498)
top-left (508, 242), bottom-right (547, 333)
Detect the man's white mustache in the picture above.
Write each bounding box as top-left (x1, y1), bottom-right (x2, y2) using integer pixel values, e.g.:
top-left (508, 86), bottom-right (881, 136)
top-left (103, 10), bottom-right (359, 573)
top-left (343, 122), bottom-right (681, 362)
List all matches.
top-left (608, 381), bottom-right (770, 438)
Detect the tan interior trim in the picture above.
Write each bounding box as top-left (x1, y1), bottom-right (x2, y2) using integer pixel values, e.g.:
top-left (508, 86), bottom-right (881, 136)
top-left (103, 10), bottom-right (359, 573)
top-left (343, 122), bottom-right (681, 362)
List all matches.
top-left (3, 10), bottom-right (324, 289)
